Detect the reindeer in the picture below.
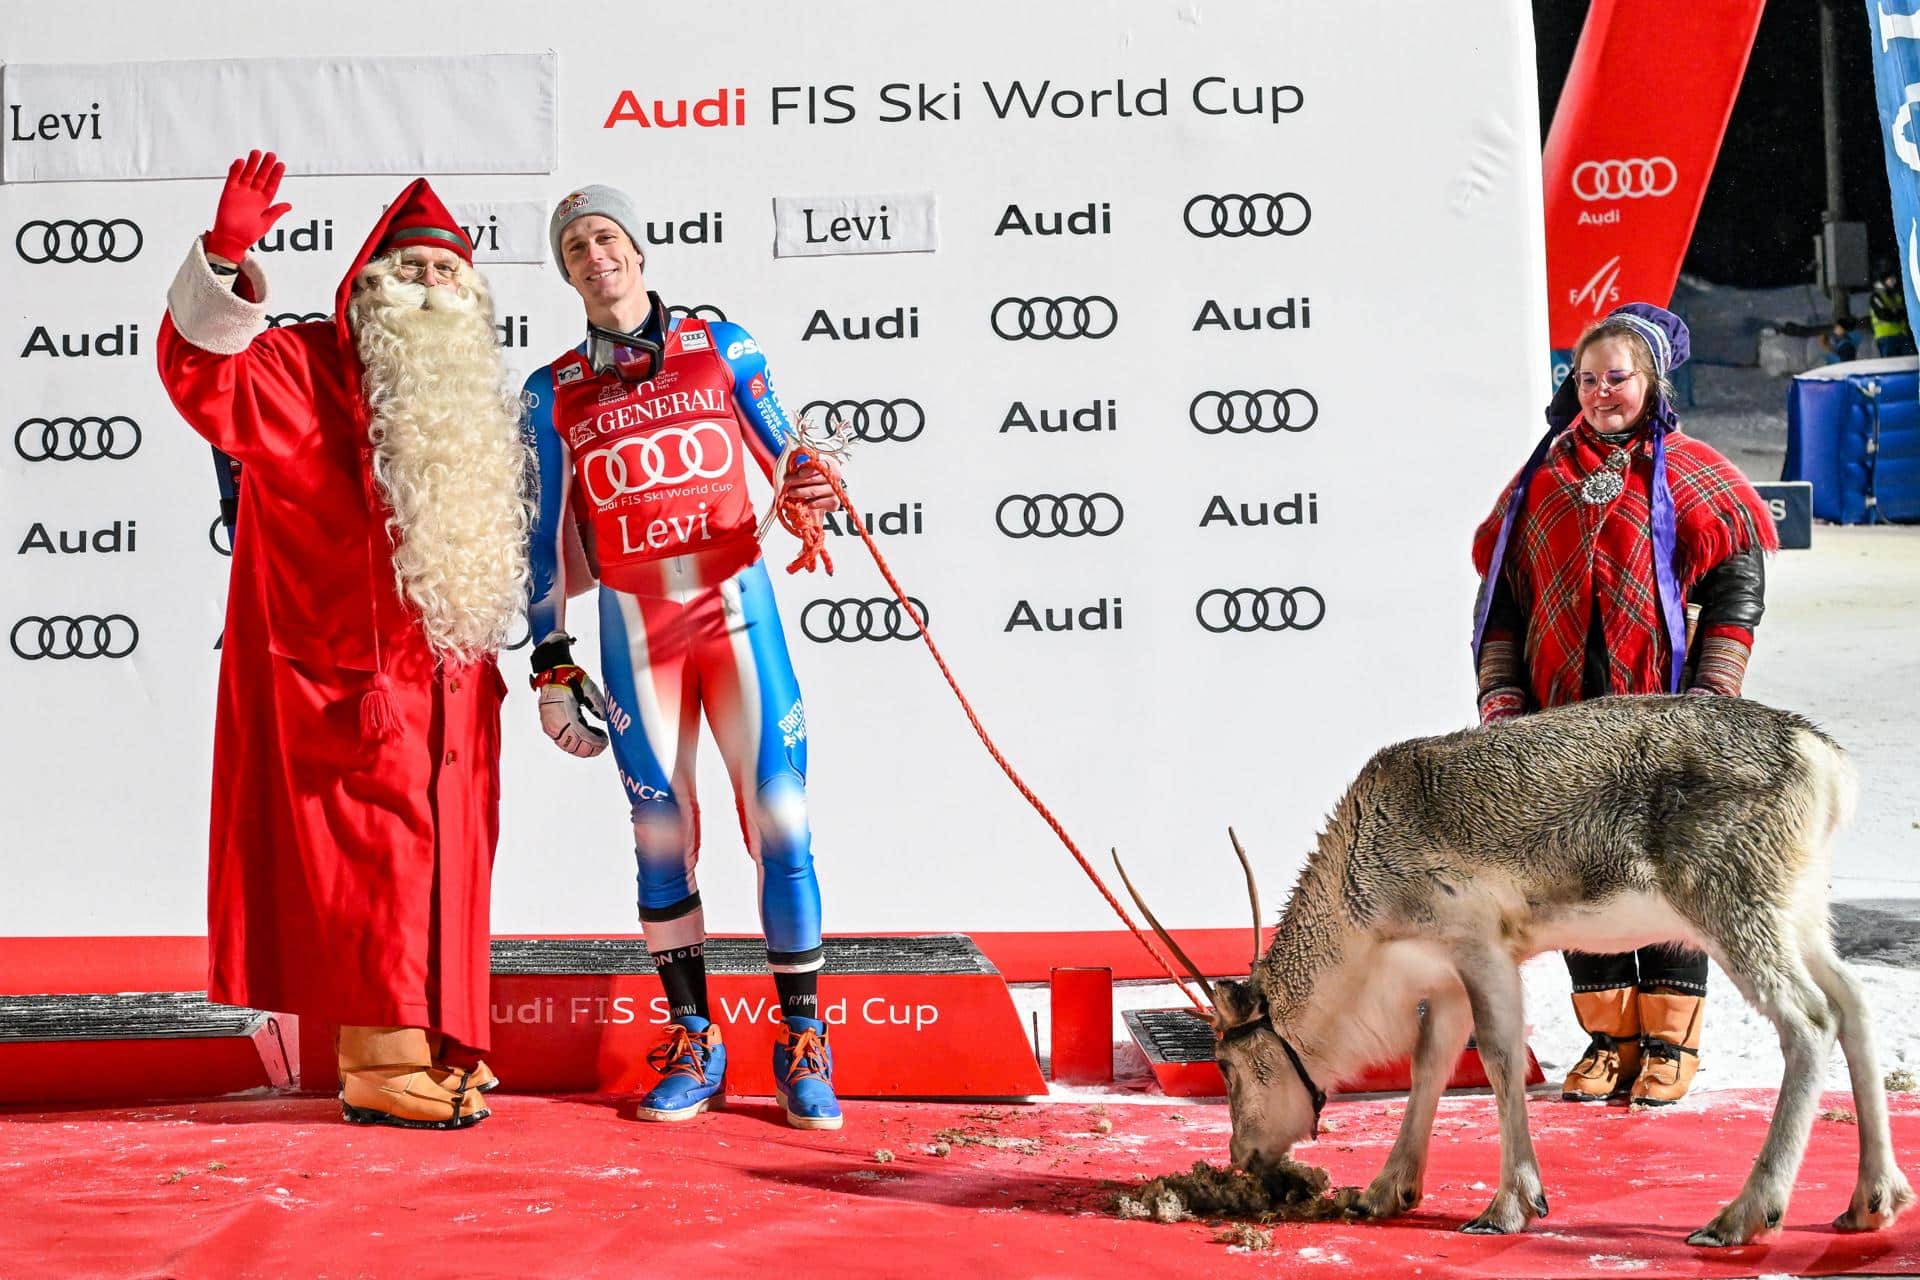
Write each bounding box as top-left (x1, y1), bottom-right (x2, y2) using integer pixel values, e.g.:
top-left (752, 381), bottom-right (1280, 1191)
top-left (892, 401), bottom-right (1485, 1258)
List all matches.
top-left (1118, 695), bottom-right (1912, 1245)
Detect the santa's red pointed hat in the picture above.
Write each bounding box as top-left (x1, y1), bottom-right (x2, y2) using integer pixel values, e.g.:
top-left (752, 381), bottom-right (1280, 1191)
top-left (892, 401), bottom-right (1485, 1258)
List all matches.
top-left (377, 180), bottom-right (474, 262)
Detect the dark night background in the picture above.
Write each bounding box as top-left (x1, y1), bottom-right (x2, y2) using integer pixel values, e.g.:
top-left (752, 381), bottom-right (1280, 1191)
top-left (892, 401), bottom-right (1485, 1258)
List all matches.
top-left (1533, 1), bottom-right (1895, 287)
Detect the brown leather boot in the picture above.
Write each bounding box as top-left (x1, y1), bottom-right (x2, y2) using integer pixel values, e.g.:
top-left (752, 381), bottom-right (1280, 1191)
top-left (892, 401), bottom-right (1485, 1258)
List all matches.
top-left (1561, 986), bottom-right (1641, 1101)
top-left (1629, 988), bottom-right (1703, 1106)
top-left (338, 1026), bottom-right (488, 1130)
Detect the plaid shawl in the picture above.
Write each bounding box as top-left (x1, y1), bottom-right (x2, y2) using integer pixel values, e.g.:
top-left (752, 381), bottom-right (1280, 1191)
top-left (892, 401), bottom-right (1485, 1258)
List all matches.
top-left (1471, 424), bottom-right (1776, 708)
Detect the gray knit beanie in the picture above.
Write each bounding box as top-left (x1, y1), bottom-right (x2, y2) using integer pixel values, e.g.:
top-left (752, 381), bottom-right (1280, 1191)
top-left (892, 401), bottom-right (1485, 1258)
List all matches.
top-left (549, 185), bottom-right (645, 279)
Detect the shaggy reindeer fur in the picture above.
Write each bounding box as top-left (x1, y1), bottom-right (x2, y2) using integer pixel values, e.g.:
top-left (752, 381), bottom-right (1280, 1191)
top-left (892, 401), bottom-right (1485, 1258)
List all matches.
top-left (1198, 695), bottom-right (1912, 1246)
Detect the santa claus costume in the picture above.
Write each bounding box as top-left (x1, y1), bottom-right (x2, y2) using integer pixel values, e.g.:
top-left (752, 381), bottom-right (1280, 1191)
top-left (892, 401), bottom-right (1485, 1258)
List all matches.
top-left (158, 152), bottom-right (529, 1127)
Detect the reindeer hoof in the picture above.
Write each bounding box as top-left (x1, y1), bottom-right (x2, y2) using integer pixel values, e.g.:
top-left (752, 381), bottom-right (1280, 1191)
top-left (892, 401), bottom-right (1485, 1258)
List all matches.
top-left (1688, 1200), bottom-right (1775, 1247)
top-left (1833, 1174), bottom-right (1915, 1232)
top-left (1460, 1187), bottom-right (1541, 1235)
top-left (1355, 1177), bottom-right (1421, 1221)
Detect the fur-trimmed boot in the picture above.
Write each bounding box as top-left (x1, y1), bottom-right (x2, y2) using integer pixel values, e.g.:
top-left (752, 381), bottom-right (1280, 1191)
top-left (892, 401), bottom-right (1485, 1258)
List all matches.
top-left (1561, 986), bottom-right (1641, 1101)
top-left (1629, 988), bottom-right (1703, 1106)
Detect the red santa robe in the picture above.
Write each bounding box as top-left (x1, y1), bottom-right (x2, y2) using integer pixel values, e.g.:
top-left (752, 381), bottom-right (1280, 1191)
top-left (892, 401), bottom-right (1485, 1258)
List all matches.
top-left (156, 185), bottom-right (504, 1052)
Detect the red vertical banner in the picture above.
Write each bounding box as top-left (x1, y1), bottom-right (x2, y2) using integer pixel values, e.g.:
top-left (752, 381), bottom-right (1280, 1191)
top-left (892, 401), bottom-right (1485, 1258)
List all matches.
top-left (1543, 0), bottom-right (1766, 349)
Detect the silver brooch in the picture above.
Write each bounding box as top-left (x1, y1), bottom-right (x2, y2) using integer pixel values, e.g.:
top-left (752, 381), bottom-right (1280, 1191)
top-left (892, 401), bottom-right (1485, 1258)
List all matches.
top-left (1578, 448), bottom-right (1630, 505)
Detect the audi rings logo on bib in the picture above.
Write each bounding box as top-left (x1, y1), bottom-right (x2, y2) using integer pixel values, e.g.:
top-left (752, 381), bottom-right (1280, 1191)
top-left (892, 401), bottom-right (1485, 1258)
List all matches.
top-left (1190, 390), bottom-right (1318, 435)
top-left (580, 424), bottom-right (735, 504)
top-left (15, 219), bottom-right (143, 264)
top-left (991, 296), bottom-right (1117, 341)
top-left (16, 415), bottom-right (141, 462)
top-left (1183, 193), bottom-right (1311, 238)
top-left (801, 597), bottom-right (928, 643)
top-left (1195, 587), bottom-right (1325, 633)
top-left (11, 614), bottom-right (140, 660)
top-left (799, 398), bottom-right (925, 443)
top-left (1570, 158), bottom-right (1677, 201)
top-left (995, 493), bottom-right (1124, 539)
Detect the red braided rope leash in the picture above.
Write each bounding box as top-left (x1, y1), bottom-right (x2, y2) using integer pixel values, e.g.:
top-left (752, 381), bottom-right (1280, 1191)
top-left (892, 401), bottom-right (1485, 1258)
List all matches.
top-left (769, 467), bottom-right (1207, 1013)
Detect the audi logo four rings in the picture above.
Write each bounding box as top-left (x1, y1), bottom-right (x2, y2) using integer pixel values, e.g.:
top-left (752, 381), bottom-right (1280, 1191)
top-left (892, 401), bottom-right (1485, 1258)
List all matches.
top-left (1195, 587), bottom-right (1326, 633)
top-left (671, 304), bottom-right (728, 322)
top-left (801, 597), bottom-right (928, 642)
top-left (1183, 193), bottom-right (1311, 238)
top-left (991, 295), bottom-right (1118, 341)
top-left (11, 614), bottom-right (140, 660)
top-left (267, 311), bottom-right (331, 328)
top-left (995, 492), bottom-right (1125, 539)
top-left (15, 218), bottom-right (143, 264)
top-left (1571, 158), bottom-right (1677, 201)
top-left (580, 424), bottom-right (736, 503)
top-left (16, 416), bottom-right (142, 462)
top-left (799, 398), bottom-right (925, 443)
top-left (1190, 389), bottom-right (1318, 434)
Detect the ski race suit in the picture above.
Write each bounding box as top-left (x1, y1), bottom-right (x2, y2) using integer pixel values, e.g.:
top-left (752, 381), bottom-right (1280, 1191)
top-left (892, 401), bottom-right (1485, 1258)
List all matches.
top-left (521, 313), bottom-right (822, 974)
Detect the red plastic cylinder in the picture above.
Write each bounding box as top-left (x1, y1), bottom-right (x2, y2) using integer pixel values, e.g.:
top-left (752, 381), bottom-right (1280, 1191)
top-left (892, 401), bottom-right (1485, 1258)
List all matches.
top-left (1049, 966), bottom-right (1114, 1084)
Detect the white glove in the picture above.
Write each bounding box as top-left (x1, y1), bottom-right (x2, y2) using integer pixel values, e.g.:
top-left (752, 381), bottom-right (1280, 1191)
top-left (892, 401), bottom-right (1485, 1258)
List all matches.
top-left (537, 668), bottom-right (610, 758)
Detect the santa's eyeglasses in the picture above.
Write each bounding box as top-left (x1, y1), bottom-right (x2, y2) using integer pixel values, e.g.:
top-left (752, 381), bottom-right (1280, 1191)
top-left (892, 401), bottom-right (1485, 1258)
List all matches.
top-left (393, 258), bottom-right (462, 284)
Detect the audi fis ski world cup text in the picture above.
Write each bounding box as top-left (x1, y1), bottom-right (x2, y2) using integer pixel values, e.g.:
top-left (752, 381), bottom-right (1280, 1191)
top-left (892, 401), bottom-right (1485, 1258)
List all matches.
top-left (603, 78), bottom-right (1304, 129)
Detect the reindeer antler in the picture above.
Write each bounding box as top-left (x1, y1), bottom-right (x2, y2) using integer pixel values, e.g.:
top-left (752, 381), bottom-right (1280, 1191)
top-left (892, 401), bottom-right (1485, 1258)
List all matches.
top-left (1111, 848), bottom-right (1216, 1006)
top-left (1228, 827), bottom-right (1263, 972)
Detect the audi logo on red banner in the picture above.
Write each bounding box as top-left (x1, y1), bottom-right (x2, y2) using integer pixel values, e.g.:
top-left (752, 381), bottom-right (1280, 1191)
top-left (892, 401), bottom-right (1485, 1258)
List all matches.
top-left (11, 614), bottom-right (140, 660)
top-left (579, 425), bottom-right (735, 503)
top-left (1190, 389), bottom-right (1318, 434)
top-left (15, 218), bottom-right (143, 264)
top-left (991, 296), bottom-right (1117, 341)
top-left (1570, 158), bottom-right (1677, 201)
top-left (670, 304), bottom-right (728, 323)
top-left (1195, 587), bottom-right (1325, 632)
top-left (801, 597), bottom-right (927, 642)
top-left (1183, 193), bottom-right (1311, 238)
top-left (995, 493), bottom-right (1124, 538)
top-left (15, 415), bottom-right (141, 462)
top-left (267, 312), bottom-right (330, 328)
top-left (798, 398), bottom-right (925, 443)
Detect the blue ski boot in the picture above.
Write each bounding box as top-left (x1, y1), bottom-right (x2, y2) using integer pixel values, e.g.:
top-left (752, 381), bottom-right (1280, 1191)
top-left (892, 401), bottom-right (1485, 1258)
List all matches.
top-left (637, 1016), bottom-right (725, 1122)
top-left (773, 1016), bottom-right (843, 1130)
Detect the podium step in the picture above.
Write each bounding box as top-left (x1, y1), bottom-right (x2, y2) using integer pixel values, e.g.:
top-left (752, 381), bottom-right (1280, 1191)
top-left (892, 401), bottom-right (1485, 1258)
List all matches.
top-left (486, 934), bottom-right (1046, 1099)
top-left (0, 992), bottom-right (293, 1105)
top-left (1123, 1007), bottom-right (1544, 1098)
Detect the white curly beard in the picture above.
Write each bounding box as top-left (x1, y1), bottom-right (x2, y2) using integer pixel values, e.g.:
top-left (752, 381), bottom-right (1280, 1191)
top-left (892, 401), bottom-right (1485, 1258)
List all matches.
top-left (349, 255), bottom-right (531, 662)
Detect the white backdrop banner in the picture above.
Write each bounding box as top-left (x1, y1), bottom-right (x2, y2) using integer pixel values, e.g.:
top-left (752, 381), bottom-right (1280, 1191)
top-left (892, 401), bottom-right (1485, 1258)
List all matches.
top-left (1, 54), bottom-right (558, 182)
top-left (0, 0), bottom-right (1548, 938)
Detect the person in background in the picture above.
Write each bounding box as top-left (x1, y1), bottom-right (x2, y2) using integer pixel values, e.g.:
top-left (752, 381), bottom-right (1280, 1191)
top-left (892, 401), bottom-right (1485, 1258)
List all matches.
top-left (1870, 262), bottom-right (1914, 359)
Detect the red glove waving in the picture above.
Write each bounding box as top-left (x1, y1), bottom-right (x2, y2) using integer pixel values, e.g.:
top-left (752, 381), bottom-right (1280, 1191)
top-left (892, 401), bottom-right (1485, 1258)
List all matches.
top-left (204, 150), bottom-right (292, 263)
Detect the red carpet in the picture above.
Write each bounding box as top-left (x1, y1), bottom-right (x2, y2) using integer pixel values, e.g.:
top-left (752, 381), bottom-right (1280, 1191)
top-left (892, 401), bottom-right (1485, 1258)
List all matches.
top-left (3, 1089), bottom-right (1916, 1278)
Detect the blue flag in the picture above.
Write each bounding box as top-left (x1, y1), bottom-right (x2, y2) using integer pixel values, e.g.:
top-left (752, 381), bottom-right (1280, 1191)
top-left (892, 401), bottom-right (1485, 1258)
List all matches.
top-left (1865, 2), bottom-right (1920, 356)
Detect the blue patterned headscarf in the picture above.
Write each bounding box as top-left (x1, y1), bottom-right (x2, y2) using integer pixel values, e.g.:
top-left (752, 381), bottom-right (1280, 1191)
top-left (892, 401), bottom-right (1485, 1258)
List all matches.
top-left (1471, 303), bottom-right (1693, 692)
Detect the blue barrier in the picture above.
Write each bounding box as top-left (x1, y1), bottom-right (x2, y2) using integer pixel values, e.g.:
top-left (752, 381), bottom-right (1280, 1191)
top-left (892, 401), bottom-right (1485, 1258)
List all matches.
top-left (1783, 356), bottom-right (1920, 524)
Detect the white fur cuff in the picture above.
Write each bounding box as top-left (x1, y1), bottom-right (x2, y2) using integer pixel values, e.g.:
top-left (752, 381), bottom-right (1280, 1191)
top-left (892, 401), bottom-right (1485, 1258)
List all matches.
top-left (165, 237), bottom-right (272, 356)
